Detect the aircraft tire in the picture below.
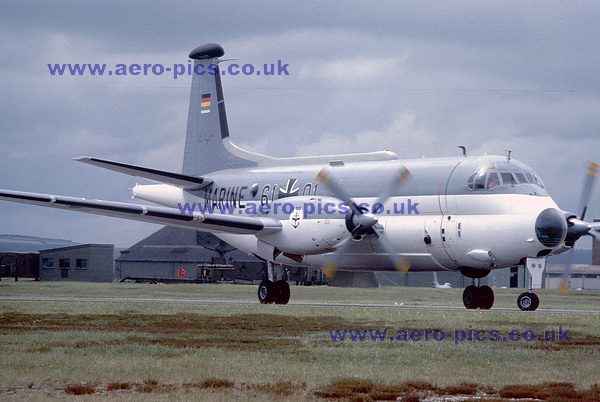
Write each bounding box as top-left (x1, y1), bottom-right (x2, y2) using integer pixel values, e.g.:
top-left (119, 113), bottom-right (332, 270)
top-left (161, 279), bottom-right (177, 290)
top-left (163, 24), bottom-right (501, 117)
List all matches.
top-left (462, 285), bottom-right (480, 309)
top-left (517, 292), bottom-right (538, 311)
top-left (530, 293), bottom-right (540, 311)
top-left (258, 280), bottom-right (276, 304)
top-left (274, 280), bottom-right (290, 304)
top-left (479, 285), bottom-right (495, 310)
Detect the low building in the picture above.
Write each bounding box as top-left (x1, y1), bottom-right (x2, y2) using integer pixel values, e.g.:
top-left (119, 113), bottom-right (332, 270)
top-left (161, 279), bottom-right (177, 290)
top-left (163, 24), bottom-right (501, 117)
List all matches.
top-left (39, 244), bottom-right (114, 282)
top-left (0, 252), bottom-right (39, 280)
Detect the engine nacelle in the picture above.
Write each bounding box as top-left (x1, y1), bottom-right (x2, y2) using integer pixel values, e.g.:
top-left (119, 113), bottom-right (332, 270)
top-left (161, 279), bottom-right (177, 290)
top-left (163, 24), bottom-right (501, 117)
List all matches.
top-left (256, 196), bottom-right (349, 255)
top-left (132, 183), bottom-right (203, 208)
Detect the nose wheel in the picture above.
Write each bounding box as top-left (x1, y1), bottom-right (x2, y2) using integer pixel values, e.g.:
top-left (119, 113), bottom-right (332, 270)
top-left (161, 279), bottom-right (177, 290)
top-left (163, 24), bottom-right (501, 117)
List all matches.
top-left (462, 284), bottom-right (494, 309)
top-left (517, 292), bottom-right (539, 311)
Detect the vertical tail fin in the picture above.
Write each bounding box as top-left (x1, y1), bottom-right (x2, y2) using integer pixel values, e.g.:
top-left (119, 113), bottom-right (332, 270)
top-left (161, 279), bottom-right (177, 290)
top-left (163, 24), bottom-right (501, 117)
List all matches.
top-left (432, 272), bottom-right (439, 287)
top-left (182, 43), bottom-right (255, 176)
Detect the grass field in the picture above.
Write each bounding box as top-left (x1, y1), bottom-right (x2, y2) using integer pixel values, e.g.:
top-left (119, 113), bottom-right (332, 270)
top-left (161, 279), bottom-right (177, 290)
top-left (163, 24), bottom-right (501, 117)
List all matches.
top-left (0, 281), bottom-right (599, 401)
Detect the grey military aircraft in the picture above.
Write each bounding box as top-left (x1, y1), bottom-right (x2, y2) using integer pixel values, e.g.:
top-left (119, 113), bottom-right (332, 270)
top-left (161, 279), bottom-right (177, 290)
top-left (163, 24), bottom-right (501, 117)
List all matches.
top-left (1, 43), bottom-right (598, 311)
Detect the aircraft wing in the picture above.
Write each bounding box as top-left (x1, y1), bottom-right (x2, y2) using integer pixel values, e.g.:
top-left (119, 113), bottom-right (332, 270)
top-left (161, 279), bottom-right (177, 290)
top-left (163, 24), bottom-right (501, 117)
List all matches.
top-left (74, 156), bottom-right (212, 190)
top-left (0, 189), bottom-right (280, 235)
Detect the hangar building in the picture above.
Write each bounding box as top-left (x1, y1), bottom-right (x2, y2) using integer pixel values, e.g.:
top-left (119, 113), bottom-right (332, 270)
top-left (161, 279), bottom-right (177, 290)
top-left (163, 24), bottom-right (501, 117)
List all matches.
top-left (116, 227), bottom-right (266, 282)
top-left (115, 227), bottom-right (325, 284)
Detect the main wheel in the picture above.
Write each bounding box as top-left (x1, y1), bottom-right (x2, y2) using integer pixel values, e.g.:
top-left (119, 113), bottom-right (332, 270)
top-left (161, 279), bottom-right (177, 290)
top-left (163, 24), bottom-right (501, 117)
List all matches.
top-left (517, 292), bottom-right (538, 311)
top-left (274, 280), bottom-right (290, 304)
top-left (478, 285), bottom-right (495, 310)
top-left (258, 280), bottom-right (276, 304)
top-left (462, 285), bottom-right (480, 309)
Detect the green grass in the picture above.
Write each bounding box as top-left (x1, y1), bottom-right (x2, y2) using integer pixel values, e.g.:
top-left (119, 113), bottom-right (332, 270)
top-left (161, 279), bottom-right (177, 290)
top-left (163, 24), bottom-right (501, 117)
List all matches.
top-left (2, 280), bottom-right (600, 310)
top-left (0, 281), bottom-right (598, 401)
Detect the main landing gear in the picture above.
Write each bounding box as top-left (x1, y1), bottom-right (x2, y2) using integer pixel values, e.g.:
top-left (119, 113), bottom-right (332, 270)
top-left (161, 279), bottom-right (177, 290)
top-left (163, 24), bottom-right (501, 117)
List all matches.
top-left (460, 268), bottom-right (495, 310)
top-left (258, 279), bottom-right (290, 304)
top-left (462, 280), bottom-right (495, 310)
top-left (257, 261), bottom-right (290, 305)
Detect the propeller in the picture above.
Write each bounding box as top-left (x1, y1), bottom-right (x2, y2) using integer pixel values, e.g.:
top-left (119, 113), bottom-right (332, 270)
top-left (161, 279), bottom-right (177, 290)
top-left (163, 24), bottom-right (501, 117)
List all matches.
top-left (559, 161), bottom-right (599, 294)
top-left (558, 248), bottom-right (575, 295)
top-left (578, 162), bottom-right (599, 221)
top-left (316, 166), bottom-right (412, 280)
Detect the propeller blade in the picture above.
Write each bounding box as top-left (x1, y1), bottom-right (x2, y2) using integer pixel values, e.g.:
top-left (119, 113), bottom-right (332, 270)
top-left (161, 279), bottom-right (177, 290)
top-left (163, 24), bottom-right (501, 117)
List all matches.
top-left (578, 161), bottom-right (598, 221)
top-left (320, 238), bottom-right (353, 280)
top-left (373, 166), bottom-right (411, 210)
top-left (373, 226), bottom-right (412, 275)
top-left (558, 248), bottom-right (575, 295)
top-left (316, 168), bottom-right (361, 214)
top-left (321, 260), bottom-right (338, 281)
top-left (565, 162), bottom-right (598, 246)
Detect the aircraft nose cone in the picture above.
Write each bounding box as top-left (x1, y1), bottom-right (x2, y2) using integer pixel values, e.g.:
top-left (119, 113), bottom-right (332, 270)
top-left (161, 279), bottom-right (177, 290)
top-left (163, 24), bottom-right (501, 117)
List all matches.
top-left (535, 208), bottom-right (567, 247)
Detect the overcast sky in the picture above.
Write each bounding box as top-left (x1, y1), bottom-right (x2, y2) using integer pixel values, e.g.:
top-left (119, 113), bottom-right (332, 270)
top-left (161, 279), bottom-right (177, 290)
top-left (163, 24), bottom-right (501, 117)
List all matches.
top-left (1, 1), bottom-right (599, 248)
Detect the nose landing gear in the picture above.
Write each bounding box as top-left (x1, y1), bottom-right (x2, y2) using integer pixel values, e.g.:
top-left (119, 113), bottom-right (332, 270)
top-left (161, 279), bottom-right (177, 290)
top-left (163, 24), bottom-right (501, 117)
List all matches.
top-left (515, 257), bottom-right (545, 311)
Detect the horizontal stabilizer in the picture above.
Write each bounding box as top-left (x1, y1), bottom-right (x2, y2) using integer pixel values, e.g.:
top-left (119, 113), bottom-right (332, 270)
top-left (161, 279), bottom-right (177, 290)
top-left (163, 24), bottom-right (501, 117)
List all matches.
top-left (74, 156), bottom-right (212, 189)
top-left (0, 189), bottom-right (280, 235)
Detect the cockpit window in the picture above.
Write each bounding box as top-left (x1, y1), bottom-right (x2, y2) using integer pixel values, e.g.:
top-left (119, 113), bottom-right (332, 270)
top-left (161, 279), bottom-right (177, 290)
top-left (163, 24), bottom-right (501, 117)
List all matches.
top-left (474, 172), bottom-right (486, 189)
top-left (514, 172), bottom-right (527, 183)
top-left (524, 173), bottom-right (544, 188)
top-left (525, 173), bottom-right (534, 183)
top-left (467, 169), bottom-right (544, 190)
top-left (501, 172), bottom-right (517, 185)
top-left (467, 173), bottom-right (476, 189)
top-left (487, 172), bottom-right (500, 190)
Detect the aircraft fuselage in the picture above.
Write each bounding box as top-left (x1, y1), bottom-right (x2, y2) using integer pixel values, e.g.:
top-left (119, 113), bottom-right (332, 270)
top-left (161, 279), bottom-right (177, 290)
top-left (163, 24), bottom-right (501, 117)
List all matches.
top-left (133, 154), bottom-right (565, 275)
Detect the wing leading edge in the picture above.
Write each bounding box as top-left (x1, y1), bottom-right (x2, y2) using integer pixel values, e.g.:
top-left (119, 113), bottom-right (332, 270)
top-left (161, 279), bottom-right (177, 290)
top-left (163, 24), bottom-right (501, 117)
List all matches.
top-left (74, 156), bottom-right (212, 190)
top-left (0, 189), bottom-right (280, 235)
